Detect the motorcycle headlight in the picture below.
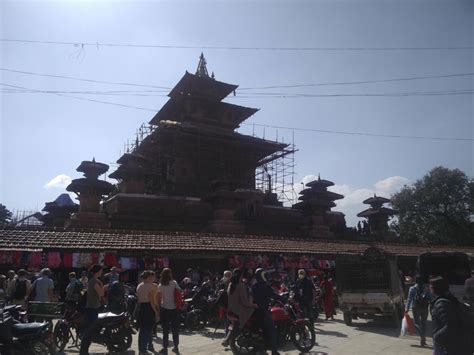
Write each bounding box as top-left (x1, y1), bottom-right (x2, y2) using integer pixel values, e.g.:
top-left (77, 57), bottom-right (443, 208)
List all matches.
top-left (40, 322), bottom-right (52, 334)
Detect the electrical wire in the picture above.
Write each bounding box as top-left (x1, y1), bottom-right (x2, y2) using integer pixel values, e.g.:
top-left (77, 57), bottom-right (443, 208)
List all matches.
top-left (239, 73), bottom-right (474, 90)
top-left (0, 82), bottom-right (158, 112)
top-left (2, 67), bottom-right (473, 94)
top-left (0, 68), bottom-right (172, 90)
top-left (1, 86), bottom-right (473, 98)
top-left (1, 38), bottom-right (473, 51)
top-left (242, 123), bottom-right (473, 142)
top-left (1, 82), bottom-right (471, 142)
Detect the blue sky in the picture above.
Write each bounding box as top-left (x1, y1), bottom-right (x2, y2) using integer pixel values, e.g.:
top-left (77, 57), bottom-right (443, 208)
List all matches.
top-left (1, 0), bottom-right (472, 226)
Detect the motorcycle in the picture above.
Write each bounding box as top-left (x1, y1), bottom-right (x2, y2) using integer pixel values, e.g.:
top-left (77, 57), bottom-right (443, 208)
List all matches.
top-left (183, 285), bottom-right (220, 331)
top-left (0, 310), bottom-right (56, 354)
top-left (2, 305), bottom-right (28, 323)
top-left (228, 301), bottom-right (316, 354)
top-left (53, 305), bottom-right (134, 352)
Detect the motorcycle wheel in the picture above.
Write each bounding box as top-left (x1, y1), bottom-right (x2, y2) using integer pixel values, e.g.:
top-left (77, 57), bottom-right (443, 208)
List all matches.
top-left (185, 310), bottom-right (206, 331)
top-left (29, 340), bottom-right (57, 355)
top-left (291, 322), bottom-right (315, 353)
top-left (229, 330), bottom-right (257, 355)
top-left (277, 326), bottom-right (289, 347)
top-left (53, 321), bottom-right (70, 351)
top-left (106, 327), bottom-right (133, 353)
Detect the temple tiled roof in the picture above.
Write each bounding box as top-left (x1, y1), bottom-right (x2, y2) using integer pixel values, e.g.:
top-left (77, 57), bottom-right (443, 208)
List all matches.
top-left (0, 227), bottom-right (472, 257)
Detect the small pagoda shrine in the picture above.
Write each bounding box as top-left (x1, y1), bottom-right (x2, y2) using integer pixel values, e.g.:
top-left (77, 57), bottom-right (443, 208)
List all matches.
top-left (293, 176), bottom-right (344, 238)
top-left (357, 194), bottom-right (397, 237)
top-left (65, 159), bottom-right (113, 229)
top-left (40, 193), bottom-right (78, 227)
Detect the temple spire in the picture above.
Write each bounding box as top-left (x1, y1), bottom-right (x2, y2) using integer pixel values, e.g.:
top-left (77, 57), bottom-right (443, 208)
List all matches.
top-left (196, 53), bottom-right (209, 78)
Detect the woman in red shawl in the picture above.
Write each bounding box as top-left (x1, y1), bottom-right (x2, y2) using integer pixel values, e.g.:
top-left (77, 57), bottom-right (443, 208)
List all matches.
top-left (320, 275), bottom-right (335, 320)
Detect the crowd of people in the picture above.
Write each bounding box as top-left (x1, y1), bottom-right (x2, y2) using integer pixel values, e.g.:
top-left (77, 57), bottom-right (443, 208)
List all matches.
top-left (0, 265), bottom-right (472, 355)
top-left (0, 265), bottom-right (334, 355)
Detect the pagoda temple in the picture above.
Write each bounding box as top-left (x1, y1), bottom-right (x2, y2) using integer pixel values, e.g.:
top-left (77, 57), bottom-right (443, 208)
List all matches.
top-left (293, 176), bottom-right (344, 238)
top-left (39, 193), bottom-right (78, 227)
top-left (357, 194), bottom-right (397, 237)
top-left (102, 54), bottom-right (297, 234)
top-left (66, 159), bottom-right (113, 229)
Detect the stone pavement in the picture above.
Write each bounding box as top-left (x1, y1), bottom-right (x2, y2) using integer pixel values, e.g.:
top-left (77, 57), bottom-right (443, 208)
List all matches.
top-left (63, 313), bottom-right (433, 355)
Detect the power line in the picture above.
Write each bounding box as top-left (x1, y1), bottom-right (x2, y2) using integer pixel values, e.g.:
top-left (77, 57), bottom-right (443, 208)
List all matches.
top-left (0, 68), bottom-right (172, 90)
top-left (233, 89), bottom-right (474, 98)
top-left (2, 89), bottom-right (474, 99)
top-left (2, 67), bottom-right (473, 94)
top-left (1, 82), bottom-right (470, 142)
top-left (0, 82), bottom-right (158, 112)
top-left (243, 123), bottom-right (473, 142)
top-left (239, 73), bottom-right (474, 90)
top-left (2, 38), bottom-right (473, 51)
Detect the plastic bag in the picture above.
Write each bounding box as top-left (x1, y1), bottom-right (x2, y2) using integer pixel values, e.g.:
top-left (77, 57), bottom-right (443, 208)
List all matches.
top-left (400, 313), bottom-right (416, 336)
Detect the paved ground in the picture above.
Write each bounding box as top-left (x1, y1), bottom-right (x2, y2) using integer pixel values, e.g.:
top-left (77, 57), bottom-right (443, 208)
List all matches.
top-left (62, 313), bottom-right (433, 355)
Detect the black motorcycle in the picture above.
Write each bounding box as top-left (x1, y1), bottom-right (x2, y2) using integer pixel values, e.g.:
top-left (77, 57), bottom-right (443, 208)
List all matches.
top-left (184, 285), bottom-right (219, 331)
top-left (54, 306), bottom-right (134, 352)
top-left (0, 310), bottom-right (56, 354)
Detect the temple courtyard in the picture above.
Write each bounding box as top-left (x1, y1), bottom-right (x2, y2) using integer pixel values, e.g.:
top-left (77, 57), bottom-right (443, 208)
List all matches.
top-left (71, 313), bottom-right (433, 355)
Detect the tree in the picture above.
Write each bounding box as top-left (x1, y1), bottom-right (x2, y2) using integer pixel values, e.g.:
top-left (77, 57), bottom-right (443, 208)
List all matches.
top-left (0, 204), bottom-right (13, 225)
top-left (391, 167), bottom-right (473, 245)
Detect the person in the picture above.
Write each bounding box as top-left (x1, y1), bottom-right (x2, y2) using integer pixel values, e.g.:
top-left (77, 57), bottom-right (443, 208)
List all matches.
top-left (218, 270), bottom-right (233, 346)
top-left (79, 264), bottom-right (104, 355)
top-left (11, 269), bottom-right (31, 309)
top-left (294, 269), bottom-right (315, 324)
top-left (251, 268), bottom-right (285, 355)
top-left (223, 269), bottom-right (258, 347)
top-left (107, 272), bottom-right (127, 314)
top-left (180, 277), bottom-right (193, 297)
top-left (399, 270), bottom-right (406, 293)
top-left (65, 272), bottom-right (83, 307)
top-left (80, 270), bottom-right (88, 289)
top-left (465, 271), bottom-right (474, 306)
top-left (105, 266), bottom-right (120, 285)
top-left (5, 270), bottom-right (16, 304)
top-left (429, 276), bottom-right (471, 355)
top-left (405, 276), bottom-right (432, 347)
top-left (320, 275), bottom-right (335, 320)
top-left (136, 270), bottom-right (159, 354)
top-left (157, 268), bottom-right (181, 354)
top-left (31, 268), bottom-right (54, 302)
top-left (0, 275), bottom-right (6, 306)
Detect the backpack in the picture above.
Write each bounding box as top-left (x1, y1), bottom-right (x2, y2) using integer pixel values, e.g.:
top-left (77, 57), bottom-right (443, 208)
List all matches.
top-left (66, 280), bottom-right (83, 301)
top-left (73, 281), bottom-right (83, 296)
top-left (216, 289), bottom-right (228, 308)
top-left (108, 282), bottom-right (123, 300)
top-left (13, 279), bottom-right (27, 300)
top-left (435, 296), bottom-right (474, 352)
top-left (457, 302), bottom-right (474, 352)
top-left (413, 286), bottom-right (429, 309)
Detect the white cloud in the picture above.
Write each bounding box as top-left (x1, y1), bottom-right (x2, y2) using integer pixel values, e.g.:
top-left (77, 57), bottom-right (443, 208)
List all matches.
top-left (374, 176), bottom-right (410, 194)
top-left (44, 174), bottom-right (72, 189)
top-left (293, 174), bottom-right (317, 195)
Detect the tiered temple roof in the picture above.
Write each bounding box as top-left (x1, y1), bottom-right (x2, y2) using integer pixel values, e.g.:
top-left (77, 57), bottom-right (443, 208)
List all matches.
top-left (110, 54), bottom-right (287, 198)
top-left (357, 194), bottom-right (397, 218)
top-left (294, 176), bottom-right (344, 210)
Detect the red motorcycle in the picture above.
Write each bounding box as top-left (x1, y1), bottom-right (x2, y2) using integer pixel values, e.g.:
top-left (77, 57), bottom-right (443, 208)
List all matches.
top-left (228, 301), bottom-right (315, 354)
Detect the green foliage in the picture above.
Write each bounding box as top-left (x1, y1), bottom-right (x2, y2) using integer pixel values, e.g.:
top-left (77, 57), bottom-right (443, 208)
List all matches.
top-left (0, 204), bottom-right (13, 225)
top-left (391, 167), bottom-right (473, 245)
